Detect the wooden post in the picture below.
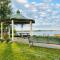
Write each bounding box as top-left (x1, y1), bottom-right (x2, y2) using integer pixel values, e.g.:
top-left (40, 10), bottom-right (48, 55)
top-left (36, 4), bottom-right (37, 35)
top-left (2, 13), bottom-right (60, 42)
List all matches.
top-left (8, 27), bottom-right (10, 38)
top-left (12, 20), bottom-right (14, 41)
top-left (30, 21), bottom-right (32, 36)
top-left (21, 24), bottom-right (23, 37)
top-left (1, 22), bottom-right (3, 39)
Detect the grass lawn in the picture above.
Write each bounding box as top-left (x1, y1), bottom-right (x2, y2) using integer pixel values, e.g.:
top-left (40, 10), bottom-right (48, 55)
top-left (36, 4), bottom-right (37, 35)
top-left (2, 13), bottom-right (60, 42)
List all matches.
top-left (0, 42), bottom-right (60, 60)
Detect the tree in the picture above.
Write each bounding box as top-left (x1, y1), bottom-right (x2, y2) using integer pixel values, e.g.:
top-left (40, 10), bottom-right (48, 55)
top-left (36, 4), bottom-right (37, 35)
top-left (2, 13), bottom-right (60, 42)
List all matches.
top-left (0, 0), bottom-right (12, 29)
top-left (0, 0), bottom-right (12, 19)
top-left (0, 0), bottom-right (12, 39)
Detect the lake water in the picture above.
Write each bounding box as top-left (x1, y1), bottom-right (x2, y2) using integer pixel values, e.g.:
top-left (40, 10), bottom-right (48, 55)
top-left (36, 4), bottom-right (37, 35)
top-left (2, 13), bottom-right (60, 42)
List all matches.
top-left (32, 30), bottom-right (60, 36)
top-left (17, 30), bottom-right (60, 36)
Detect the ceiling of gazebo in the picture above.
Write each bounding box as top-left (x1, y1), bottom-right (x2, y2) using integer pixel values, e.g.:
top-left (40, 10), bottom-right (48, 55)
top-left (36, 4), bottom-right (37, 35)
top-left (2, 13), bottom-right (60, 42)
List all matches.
top-left (0, 11), bottom-right (35, 24)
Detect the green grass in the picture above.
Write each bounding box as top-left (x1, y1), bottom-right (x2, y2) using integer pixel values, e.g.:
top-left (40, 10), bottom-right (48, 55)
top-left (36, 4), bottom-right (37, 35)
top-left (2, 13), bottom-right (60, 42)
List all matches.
top-left (0, 42), bottom-right (60, 60)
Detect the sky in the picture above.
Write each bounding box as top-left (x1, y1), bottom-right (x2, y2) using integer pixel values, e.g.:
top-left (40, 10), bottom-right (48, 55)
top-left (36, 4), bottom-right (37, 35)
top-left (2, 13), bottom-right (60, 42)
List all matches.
top-left (11, 0), bottom-right (60, 30)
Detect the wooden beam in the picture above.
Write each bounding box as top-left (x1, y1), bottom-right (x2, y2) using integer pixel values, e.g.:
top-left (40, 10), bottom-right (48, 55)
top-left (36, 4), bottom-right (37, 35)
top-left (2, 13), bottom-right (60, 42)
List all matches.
top-left (8, 27), bottom-right (10, 38)
top-left (30, 21), bottom-right (32, 36)
top-left (12, 20), bottom-right (14, 41)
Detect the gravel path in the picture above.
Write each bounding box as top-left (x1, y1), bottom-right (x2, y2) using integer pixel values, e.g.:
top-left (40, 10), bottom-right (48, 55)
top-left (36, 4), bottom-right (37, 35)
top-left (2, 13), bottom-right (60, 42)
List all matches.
top-left (33, 43), bottom-right (60, 49)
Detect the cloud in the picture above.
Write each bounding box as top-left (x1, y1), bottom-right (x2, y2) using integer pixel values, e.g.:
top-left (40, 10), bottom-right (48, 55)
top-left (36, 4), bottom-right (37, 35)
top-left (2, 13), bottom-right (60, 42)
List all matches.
top-left (16, 0), bottom-right (28, 3)
top-left (43, 0), bottom-right (53, 3)
top-left (56, 4), bottom-right (60, 8)
top-left (46, 9), bottom-right (53, 14)
top-left (24, 4), bottom-right (30, 8)
top-left (29, 4), bottom-right (36, 9)
top-left (39, 12), bottom-right (47, 17)
top-left (38, 3), bottom-right (50, 11)
top-left (24, 3), bottom-right (37, 12)
top-left (12, 4), bottom-right (17, 12)
top-left (31, 2), bottom-right (36, 5)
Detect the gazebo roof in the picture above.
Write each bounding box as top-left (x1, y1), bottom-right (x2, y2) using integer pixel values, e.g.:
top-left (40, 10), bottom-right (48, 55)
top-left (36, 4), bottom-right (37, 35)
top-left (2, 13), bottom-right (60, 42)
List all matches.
top-left (11, 10), bottom-right (26, 19)
top-left (0, 10), bottom-right (35, 24)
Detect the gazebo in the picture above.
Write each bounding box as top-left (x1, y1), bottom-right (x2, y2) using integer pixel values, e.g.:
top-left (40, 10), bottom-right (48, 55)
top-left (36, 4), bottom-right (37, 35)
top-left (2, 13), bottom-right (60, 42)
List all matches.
top-left (0, 10), bottom-right (35, 41)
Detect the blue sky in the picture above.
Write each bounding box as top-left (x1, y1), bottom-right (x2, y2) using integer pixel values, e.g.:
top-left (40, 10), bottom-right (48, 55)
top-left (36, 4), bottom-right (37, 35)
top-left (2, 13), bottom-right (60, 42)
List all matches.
top-left (11, 0), bottom-right (60, 30)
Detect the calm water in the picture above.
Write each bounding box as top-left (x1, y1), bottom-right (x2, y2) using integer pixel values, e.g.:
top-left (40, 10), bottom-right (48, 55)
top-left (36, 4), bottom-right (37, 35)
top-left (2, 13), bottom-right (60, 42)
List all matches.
top-left (17, 30), bottom-right (60, 36)
top-left (32, 30), bottom-right (60, 36)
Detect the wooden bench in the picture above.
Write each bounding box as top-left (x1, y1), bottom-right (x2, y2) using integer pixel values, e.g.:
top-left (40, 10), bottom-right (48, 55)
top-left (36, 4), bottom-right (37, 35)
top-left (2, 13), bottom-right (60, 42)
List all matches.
top-left (28, 36), bottom-right (42, 47)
